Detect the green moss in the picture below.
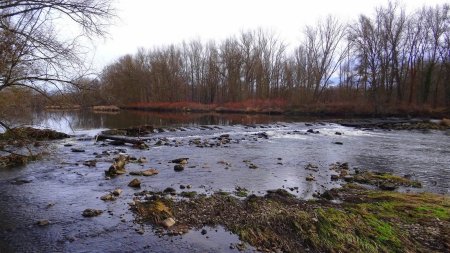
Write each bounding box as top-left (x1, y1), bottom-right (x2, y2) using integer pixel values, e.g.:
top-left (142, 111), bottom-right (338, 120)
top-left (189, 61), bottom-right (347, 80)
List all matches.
top-left (234, 186), bottom-right (248, 197)
top-left (415, 206), bottom-right (449, 220)
top-left (134, 182), bottom-right (449, 252)
top-left (353, 171), bottom-right (422, 189)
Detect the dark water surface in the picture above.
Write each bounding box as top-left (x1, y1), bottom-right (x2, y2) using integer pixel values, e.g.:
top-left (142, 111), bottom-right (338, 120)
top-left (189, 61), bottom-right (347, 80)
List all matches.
top-left (0, 110), bottom-right (449, 252)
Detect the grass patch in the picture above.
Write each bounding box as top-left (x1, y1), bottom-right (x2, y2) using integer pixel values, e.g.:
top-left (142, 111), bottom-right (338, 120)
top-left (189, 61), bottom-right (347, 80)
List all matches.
top-left (134, 185), bottom-right (449, 252)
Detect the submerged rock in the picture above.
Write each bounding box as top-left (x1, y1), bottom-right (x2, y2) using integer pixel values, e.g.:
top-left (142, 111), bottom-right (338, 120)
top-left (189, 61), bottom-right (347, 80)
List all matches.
top-left (100, 193), bottom-right (116, 201)
top-left (174, 164), bottom-right (185, 172)
top-left (112, 188), bottom-right (123, 196)
top-left (142, 169), bottom-right (159, 176)
top-left (71, 148), bottom-right (85, 153)
top-left (83, 160), bottom-right (97, 167)
top-left (82, 209), bottom-right (103, 217)
top-left (171, 158), bottom-right (189, 164)
top-left (163, 187), bottom-right (176, 195)
top-left (128, 178), bottom-right (141, 188)
top-left (36, 219), bottom-right (50, 226)
top-left (306, 175), bottom-right (315, 181)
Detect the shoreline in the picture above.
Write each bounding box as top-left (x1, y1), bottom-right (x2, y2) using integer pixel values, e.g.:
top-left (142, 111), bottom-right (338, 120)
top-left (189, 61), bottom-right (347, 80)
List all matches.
top-left (119, 104), bottom-right (450, 119)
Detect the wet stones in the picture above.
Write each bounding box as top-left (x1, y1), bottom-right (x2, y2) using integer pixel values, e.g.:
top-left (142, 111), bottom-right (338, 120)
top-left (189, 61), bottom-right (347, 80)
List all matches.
top-left (142, 169), bottom-right (159, 176)
top-left (174, 164), bottom-right (184, 172)
top-left (163, 187), bottom-right (176, 195)
top-left (100, 193), bottom-right (116, 201)
top-left (306, 129), bottom-right (320, 134)
top-left (101, 188), bottom-right (123, 201)
top-left (112, 188), bottom-right (123, 196)
top-left (82, 209), bottom-right (103, 217)
top-left (306, 175), bottom-right (315, 181)
top-left (305, 163), bottom-right (319, 172)
top-left (128, 178), bottom-right (141, 188)
top-left (105, 155), bottom-right (128, 177)
top-left (171, 158), bottom-right (189, 164)
top-left (71, 148), bottom-right (85, 153)
top-left (255, 132), bottom-right (269, 139)
top-left (36, 219), bottom-right (50, 226)
top-left (161, 218), bottom-right (176, 228)
top-left (83, 160), bottom-right (97, 167)
top-left (243, 160), bottom-right (258, 169)
top-left (130, 169), bottom-right (159, 176)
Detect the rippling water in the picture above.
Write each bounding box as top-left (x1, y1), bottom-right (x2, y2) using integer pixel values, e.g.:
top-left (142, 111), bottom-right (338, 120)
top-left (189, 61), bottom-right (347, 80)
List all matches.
top-left (0, 110), bottom-right (449, 252)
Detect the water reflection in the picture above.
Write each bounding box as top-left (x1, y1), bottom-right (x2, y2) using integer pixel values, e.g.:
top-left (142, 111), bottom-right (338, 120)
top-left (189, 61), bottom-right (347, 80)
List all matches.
top-left (28, 110), bottom-right (312, 132)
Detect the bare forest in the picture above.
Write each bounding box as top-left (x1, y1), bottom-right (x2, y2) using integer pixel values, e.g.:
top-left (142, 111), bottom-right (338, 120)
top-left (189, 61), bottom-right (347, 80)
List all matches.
top-left (95, 3), bottom-right (449, 115)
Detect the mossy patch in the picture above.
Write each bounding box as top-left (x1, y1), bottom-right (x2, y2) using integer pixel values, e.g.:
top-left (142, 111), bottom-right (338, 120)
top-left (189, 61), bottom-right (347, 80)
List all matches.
top-left (134, 185), bottom-right (449, 252)
top-left (352, 171), bottom-right (422, 189)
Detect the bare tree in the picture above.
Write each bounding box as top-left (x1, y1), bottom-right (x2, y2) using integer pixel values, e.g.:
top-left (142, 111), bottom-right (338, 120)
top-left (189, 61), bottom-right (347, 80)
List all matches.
top-left (302, 16), bottom-right (347, 102)
top-left (0, 0), bottom-right (115, 95)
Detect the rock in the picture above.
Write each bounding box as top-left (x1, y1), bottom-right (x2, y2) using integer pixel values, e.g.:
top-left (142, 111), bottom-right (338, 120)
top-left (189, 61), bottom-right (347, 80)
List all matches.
top-left (201, 229), bottom-right (207, 235)
top-left (343, 175), bottom-right (353, 182)
top-left (174, 164), bottom-right (185, 172)
top-left (112, 188), bottom-right (123, 196)
top-left (306, 129), bottom-right (314, 133)
top-left (129, 171), bottom-right (143, 176)
top-left (335, 132), bottom-right (342, 135)
top-left (256, 132), bottom-right (269, 139)
top-left (83, 160), bottom-right (97, 167)
top-left (160, 218), bottom-right (176, 228)
top-left (320, 190), bottom-right (338, 200)
top-left (171, 158), bottom-right (189, 164)
top-left (82, 209), bottom-right (103, 217)
top-left (248, 163), bottom-right (258, 169)
top-left (180, 185), bottom-right (186, 189)
top-left (11, 178), bottom-right (33, 185)
top-left (128, 178), bottom-right (141, 188)
top-left (163, 187), bottom-right (176, 195)
top-left (305, 163), bottom-right (319, 171)
top-left (100, 193), bottom-right (116, 201)
top-left (137, 157), bottom-right (147, 163)
top-left (379, 183), bottom-right (398, 191)
top-left (142, 169), bottom-right (159, 176)
top-left (71, 148), bottom-right (85, 153)
top-left (330, 175), bottom-right (339, 181)
top-left (36, 219), bottom-right (50, 226)
top-left (333, 142), bottom-right (343, 145)
top-left (306, 175), bottom-right (315, 181)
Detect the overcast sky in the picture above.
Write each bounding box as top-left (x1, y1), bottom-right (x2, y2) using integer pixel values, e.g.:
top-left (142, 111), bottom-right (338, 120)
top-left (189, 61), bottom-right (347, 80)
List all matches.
top-left (89, 0), bottom-right (448, 70)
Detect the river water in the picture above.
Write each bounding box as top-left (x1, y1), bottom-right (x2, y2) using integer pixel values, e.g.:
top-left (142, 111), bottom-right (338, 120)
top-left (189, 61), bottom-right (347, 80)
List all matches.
top-left (0, 110), bottom-right (449, 252)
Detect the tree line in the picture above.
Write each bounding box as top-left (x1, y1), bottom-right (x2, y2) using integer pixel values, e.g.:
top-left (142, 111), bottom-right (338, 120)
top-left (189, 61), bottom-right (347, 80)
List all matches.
top-left (98, 2), bottom-right (449, 111)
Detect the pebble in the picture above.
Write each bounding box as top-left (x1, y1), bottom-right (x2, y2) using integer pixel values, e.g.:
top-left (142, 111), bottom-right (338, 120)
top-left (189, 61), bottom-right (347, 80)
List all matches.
top-left (128, 178), bottom-right (141, 188)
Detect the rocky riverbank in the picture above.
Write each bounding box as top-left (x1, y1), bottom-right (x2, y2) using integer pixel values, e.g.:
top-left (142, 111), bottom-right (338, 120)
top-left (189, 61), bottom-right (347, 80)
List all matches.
top-left (133, 175), bottom-right (448, 253)
top-left (0, 121), bottom-right (449, 252)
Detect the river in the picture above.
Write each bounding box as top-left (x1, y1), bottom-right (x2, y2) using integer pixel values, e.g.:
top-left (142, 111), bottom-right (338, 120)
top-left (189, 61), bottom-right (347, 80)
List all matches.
top-left (0, 110), bottom-right (449, 252)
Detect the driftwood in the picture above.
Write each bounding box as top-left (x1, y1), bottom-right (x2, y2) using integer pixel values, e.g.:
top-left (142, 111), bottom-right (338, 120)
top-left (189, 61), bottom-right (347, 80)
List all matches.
top-left (96, 134), bottom-right (149, 145)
